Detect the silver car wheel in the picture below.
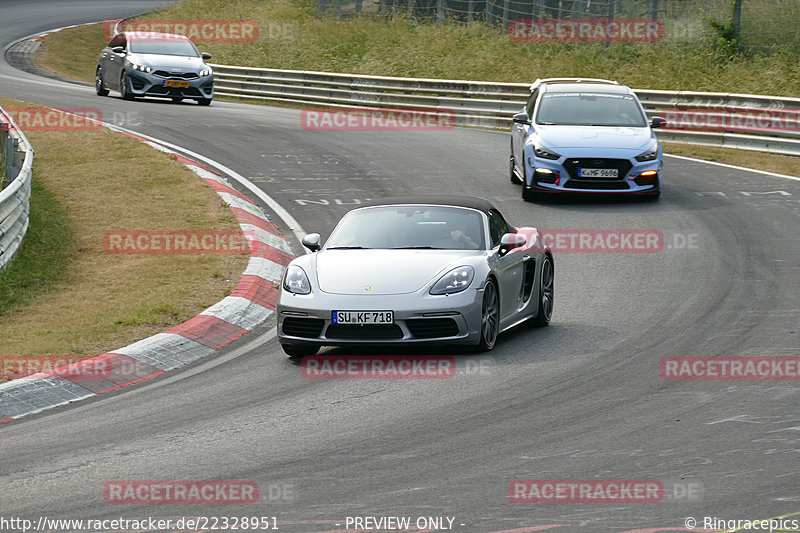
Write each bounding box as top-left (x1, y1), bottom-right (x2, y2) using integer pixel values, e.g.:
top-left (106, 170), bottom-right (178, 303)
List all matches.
top-left (478, 280), bottom-right (499, 351)
top-left (510, 143), bottom-right (521, 184)
top-left (532, 256), bottom-right (553, 326)
top-left (120, 72), bottom-right (134, 101)
top-left (95, 69), bottom-right (108, 96)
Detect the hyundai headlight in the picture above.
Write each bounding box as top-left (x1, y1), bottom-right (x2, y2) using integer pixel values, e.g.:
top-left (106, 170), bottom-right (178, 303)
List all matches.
top-left (430, 266), bottom-right (475, 295)
top-left (533, 144), bottom-right (561, 160)
top-left (283, 265), bottom-right (311, 295)
top-left (635, 141), bottom-right (659, 162)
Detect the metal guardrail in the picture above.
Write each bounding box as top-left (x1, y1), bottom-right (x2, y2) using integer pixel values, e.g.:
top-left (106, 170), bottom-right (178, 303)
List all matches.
top-left (0, 107), bottom-right (34, 272)
top-left (211, 64), bottom-right (800, 156)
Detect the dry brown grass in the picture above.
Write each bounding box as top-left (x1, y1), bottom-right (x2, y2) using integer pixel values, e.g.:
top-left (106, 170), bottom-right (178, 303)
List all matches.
top-left (0, 97), bottom-right (248, 361)
top-left (34, 23), bottom-right (106, 83)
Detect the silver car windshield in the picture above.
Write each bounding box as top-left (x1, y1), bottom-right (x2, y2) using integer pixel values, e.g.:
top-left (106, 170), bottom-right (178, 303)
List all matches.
top-left (536, 92), bottom-right (647, 127)
top-left (325, 206), bottom-right (486, 250)
top-left (129, 40), bottom-right (199, 56)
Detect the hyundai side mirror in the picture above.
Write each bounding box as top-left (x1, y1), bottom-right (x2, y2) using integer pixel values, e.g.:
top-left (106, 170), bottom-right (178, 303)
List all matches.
top-left (512, 112), bottom-right (531, 125)
top-left (302, 233), bottom-right (321, 252)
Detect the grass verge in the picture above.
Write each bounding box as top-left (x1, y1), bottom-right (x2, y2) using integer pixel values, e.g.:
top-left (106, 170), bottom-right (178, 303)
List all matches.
top-left (661, 142), bottom-right (800, 176)
top-left (0, 97), bottom-right (247, 365)
top-left (34, 0), bottom-right (800, 96)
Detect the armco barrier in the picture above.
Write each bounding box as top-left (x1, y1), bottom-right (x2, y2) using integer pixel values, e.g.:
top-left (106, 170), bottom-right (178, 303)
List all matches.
top-left (211, 65), bottom-right (800, 156)
top-left (0, 107), bottom-right (33, 272)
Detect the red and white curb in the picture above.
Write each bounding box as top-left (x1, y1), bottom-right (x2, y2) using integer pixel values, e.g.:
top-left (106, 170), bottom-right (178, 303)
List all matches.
top-left (25, 19), bottom-right (119, 41)
top-left (0, 116), bottom-right (295, 424)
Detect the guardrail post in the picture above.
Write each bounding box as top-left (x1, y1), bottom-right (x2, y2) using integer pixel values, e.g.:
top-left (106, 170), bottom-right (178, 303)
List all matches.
top-left (436, 0), bottom-right (445, 24)
top-left (0, 123), bottom-right (7, 190)
top-left (649, 0), bottom-right (659, 20)
top-left (485, 0), bottom-right (493, 27)
top-left (7, 137), bottom-right (21, 182)
top-left (407, 0), bottom-right (414, 19)
top-left (502, 0), bottom-right (509, 30)
top-left (355, 0), bottom-right (362, 14)
top-left (335, 0), bottom-right (342, 19)
top-left (732, 0), bottom-right (743, 41)
top-left (466, 0), bottom-right (474, 22)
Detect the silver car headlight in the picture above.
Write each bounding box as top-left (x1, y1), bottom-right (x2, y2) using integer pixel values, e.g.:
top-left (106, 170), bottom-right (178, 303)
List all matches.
top-left (200, 68), bottom-right (213, 77)
top-left (635, 141), bottom-right (659, 162)
top-left (430, 266), bottom-right (475, 295)
top-left (532, 144), bottom-right (561, 160)
top-left (283, 265), bottom-right (311, 295)
top-left (130, 63), bottom-right (152, 73)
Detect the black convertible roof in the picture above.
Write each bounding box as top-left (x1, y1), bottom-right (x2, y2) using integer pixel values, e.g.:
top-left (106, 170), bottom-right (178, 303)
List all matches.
top-left (358, 196), bottom-right (496, 215)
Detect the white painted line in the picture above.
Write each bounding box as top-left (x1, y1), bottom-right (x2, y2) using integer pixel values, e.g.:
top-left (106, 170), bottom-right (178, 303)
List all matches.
top-left (665, 153), bottom-right (800, 182)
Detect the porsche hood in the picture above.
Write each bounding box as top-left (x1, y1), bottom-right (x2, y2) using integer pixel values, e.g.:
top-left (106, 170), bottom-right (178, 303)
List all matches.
top-left (314, 249), bottom-right (477, 295)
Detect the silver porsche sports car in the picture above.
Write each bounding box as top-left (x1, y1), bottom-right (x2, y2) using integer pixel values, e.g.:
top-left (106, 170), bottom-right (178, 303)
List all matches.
top-left (277, 197), bottom-right (554, 357)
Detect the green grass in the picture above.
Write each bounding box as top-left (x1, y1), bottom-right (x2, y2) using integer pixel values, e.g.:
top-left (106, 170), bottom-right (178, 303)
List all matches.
top-left (0, 174), bottom-right (74, 317)
top-left (35, 0), bottom-right (800, 96)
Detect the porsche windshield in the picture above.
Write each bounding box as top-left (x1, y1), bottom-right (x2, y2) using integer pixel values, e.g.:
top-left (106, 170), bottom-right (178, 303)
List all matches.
top-left (129, 39), bottom-right (199, 56)
top-left (536, 92), bottom-right (647, 127)
top-left (325, 206), bottom-right (486, 250)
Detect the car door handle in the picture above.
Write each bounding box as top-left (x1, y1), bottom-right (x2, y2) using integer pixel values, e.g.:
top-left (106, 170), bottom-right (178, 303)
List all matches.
top-left (522, 255), bottom-right (531, 262)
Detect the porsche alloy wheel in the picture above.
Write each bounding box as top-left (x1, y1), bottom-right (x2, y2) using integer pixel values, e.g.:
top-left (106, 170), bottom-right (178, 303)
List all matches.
top-left (478, 279), bottom-right (500, 351)
top-left (531, 255), bottom-right (553, 326)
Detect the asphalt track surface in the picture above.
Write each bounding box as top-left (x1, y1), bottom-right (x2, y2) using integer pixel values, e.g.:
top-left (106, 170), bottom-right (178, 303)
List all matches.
top-left (1, 2), bottom-right (799, 532)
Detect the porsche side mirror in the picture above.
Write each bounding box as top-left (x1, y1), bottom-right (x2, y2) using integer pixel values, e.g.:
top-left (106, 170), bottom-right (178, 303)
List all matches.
top-left (302, 233), bottom-right (321, 252)
top-left (112, 46), bottom-right (125, 54)
top-left (651, 116), bottom-right (666, 128)
top-left (512, 112), bottom-right (531, 125)
top-left (499, 232), bottom-right (526, 255)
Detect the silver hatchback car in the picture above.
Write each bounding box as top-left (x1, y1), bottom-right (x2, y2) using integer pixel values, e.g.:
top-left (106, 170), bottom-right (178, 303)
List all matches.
top-left (96, 31), bottom-right (214, 105)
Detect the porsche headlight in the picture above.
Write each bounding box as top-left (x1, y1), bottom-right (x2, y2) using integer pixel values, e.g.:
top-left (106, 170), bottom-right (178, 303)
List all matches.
top-left (430, 266), bottom-right (475, 295)
top-left (533, 144), bottom-right (561, 160)
top-left (635, 141), bottom-right (659, 162)
top-left (283, 265), bottom-right (311, 295)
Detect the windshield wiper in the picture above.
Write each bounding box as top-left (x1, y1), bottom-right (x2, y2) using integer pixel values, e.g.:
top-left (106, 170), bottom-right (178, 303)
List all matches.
top-left (327, 246), bottom-right (369, 250)
top-left (389, 246), bottom-right (441, 249)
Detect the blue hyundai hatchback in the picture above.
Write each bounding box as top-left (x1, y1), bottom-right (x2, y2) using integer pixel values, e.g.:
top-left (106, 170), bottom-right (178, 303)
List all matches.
top-left (511, 78), bottom-right (665, 200)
